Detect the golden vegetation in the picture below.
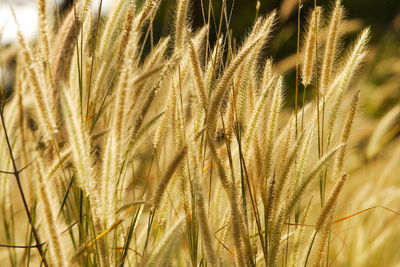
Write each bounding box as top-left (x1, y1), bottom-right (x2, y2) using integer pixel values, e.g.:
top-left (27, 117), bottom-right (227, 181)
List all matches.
top-left (0, 0), bottom-right (399, 266)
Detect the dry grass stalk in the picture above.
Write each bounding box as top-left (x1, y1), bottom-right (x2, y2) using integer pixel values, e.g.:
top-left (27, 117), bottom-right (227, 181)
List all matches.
top-left (301, 6), bottom-right (321, 86)
top-left (320, 1), bottom-right (343, 94)
top-left (315, 173), bottom-right (348, 231)
top-left (151, 146), bottom-right (188, 210)
top-left (36, 155), bottom-right (68, 267)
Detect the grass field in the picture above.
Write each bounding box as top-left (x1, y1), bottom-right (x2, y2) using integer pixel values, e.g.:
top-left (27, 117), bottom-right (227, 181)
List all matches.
top-left (0, 0), bottom-right (399, 266)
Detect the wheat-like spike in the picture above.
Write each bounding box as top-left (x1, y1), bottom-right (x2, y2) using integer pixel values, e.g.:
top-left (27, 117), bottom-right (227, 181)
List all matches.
top-left (174, 0), bottom-right (190, 53)
top-left (269, 146), bottom-right (319, 267)
top-left (235, 58), bottom-right (252, 124)
top-left (191, 25), bottom-right (208, 55)
top-left (315, 173), bottom-right (348, 231)
top-left (301, 6), bottom-right (321, 86)
top-left (79, 0), bottom-right (93, 22)
top-left (172, 81), bottom-right (191, 218)
top-left (151, 146), bottom-right (188, 209)
top-left (52, 6), bottom-right (81, 85)
top-left (325, 28), bottom-right (369, 146)
top-left (61, 88), bottom-right (96, 197)
top-left (172, 88), bottom-right (185, 150)
top-left (119, 0), bottom-right (136, 58)
top-left (265, 175), bottom-right (276, 231)
top-left (332, 91), bottom-right (359, 178)
top-left (248, 11), bottom-right (276, 45)
top-left (108, 44), bottom-right (149, 213)
top-left (238, 14), bottom-right (275, 113)
top-left (153, 81), bottom-right (178, 149)
top-left (93, 24), bottom-right (139, 107)
top-left (135, 0), bottom-right (161, 30)
top-left (307, 28), bottom-right (369, 148)
top-left (98, 0), bottom-right (127, 59)
top-left (91, 63), bottom-right (119, 110)
top-left (100, 129), bottom-right (119, 227)
top-left (205, 37), bottom-right (223, 90)
top-left (193, 103), bottom-right (205, 136)
top-left (196, 188), bottom-right (217, 265)
top-left (38, 0), bottom-right (50, 67)
top-left (188, 138), bottom-right (217, 265)
top-left (11, 6), bottom-right (57, 141)
top-left (250, 11), bottom-right (277, 71)
top-left (188, 33), bottom-right (208, 111)
top-left (243, 67), bottom-right (277, 159)
top-left (276, 121), bottom-right (292, 179)
top-left (224, 93), bottom-right (235, 143)
top-left (100, 142), bottom-right (115, 227)
top-left (129, 56), bottom-right (179, 149)
top-left (36, 155), bottom-right (68, 267)
top-left (60, 95), bottom-right (108, 267)
top-left (207, 12), bottom-right (276, 132)
top-left (46, 146), bottom-right (71, 180)
top-left (96, 1), bottom-right (129, 68)
top-left (313, 215), bottom-right (332, 267)
top-left (111, 89), bottom-right (129, 143)
top-left (207, 137), bottom-right (245, 265)
top-left (47, 147), bottom-right (71, 201)
top-left (128, 112), bottom-right (165, 162)
top-left (143, 37), bottom-right (170, 71)
top-left (294, 126), bottom-right (314, 188)
top-left (320, 1), bottom-right (343, 94)
top-left (206, 137), bottom-right (231, 193)
top-left (260, 58), bottom-right (274, 93)
top-left (274, 125), bottom-right (307, 203)
top-left (108, 40), bottom-right (136, 169)
top-left (261, 76), bottom-right (283, 199)
top-left (250, 136), bottom-right (263, 189)
top-left (247, 75), bottom-right (256, 111)
top-left (325, 27), bottom-right (370, 101)
top-left (92, 218), bottom-right (110, 267)
top-left (130, 66), bottom-right (163, 88)
top-left (282, 143), bottom-right (344, 219)
top-left (268, 210), bottom-right (284, 267)
top-left (154, 82), bottom-right (177, 149)
top-left (207, 136), bottom-right (254, 265)
top-left (290, 197), bottom-right (313, 267)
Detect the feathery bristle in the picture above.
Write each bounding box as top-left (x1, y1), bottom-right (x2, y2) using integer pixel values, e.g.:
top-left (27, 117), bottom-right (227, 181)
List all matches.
top-left (151, 146), bottom-right (188, 209)
top-left (315, 173), bottom-right (348, 231)
top-left (320, 1), bottom-right (344, 94)
top-left (301, 7), bottom-right (321, 86)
